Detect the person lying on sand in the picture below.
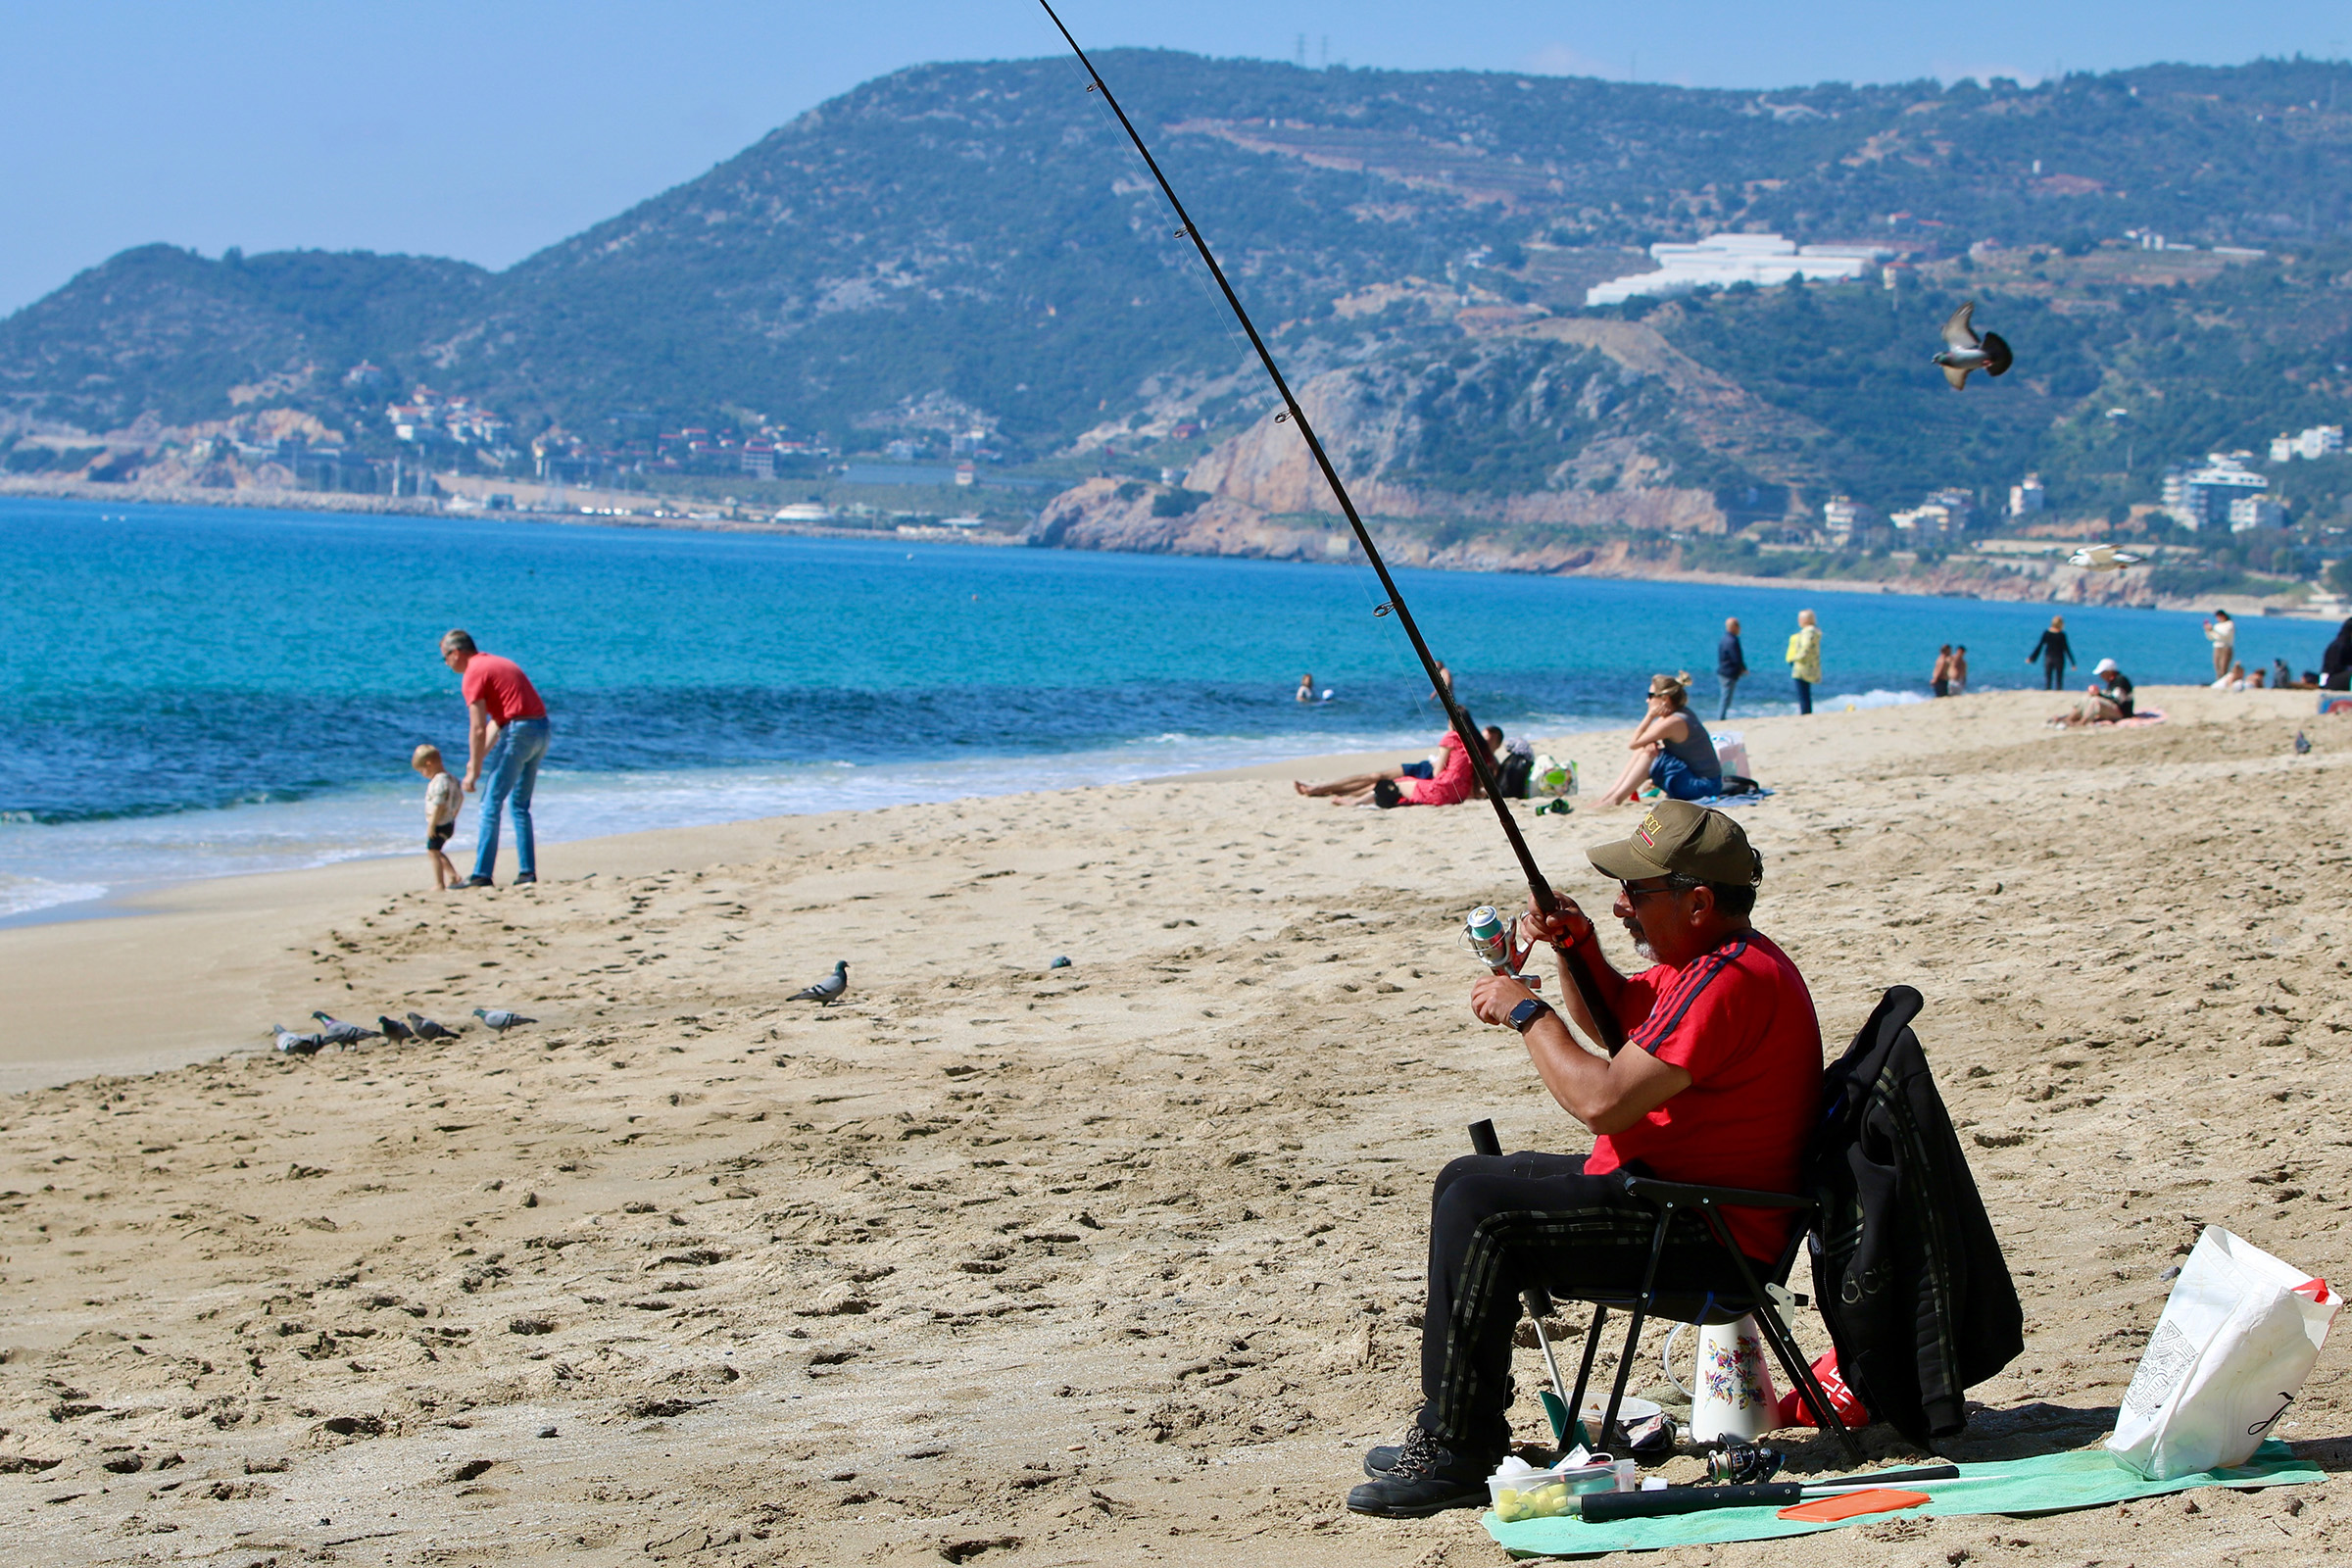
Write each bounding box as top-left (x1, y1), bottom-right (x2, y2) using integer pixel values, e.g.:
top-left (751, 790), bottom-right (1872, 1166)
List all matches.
top-left (1306, 720), bottom-right (1486, 808)
top-left (1347, 802), bottom-right (1818, 1517)
top-left (2053, 659), bottom-right (2135, 726)
top-left (1595, 674), bottom-right (1722, 807)
top-left (1296, 718), bottom-right (1489, 807)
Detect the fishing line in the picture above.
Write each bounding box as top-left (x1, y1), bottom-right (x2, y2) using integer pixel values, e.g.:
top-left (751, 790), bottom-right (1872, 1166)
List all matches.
top-left (1054, 48), bottom-right (1464, 734)
top-left (1035, 1), bottom-right (1624, 1051)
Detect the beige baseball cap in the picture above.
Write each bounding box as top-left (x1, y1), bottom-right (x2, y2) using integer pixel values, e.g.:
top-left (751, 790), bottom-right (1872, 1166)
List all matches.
top-left (1588, 800), bottom-right (1760, 886)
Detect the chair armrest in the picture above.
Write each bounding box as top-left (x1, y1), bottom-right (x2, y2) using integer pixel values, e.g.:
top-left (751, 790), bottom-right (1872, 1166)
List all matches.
top-left (1616, 1173), bottom-right (1813, 1210)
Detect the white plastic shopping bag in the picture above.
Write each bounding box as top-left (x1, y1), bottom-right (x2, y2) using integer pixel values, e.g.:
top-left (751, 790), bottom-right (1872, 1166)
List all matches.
top-left (2107, 1225), bottom-right (2338, 1479)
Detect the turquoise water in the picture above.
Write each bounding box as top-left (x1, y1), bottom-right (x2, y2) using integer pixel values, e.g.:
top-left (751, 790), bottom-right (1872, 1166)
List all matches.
top-left (0, 496), bottom-right (2324, 918)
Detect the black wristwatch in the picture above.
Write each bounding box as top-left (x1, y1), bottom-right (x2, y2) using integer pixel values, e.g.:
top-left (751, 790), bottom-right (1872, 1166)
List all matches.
top-left (1508, 998), bottom-right (1555, 1034)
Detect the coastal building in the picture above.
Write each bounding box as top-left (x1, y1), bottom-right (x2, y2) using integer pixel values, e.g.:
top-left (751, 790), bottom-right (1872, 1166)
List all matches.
top-left (1821, 494), bottom-right (1883, 549)
top-left (385, 386), bottom-right (506, 448)
top-left (741, 441), bottom-right (776, 479)
top-left (1586, 232), bottom-right (1894, 306)
top-left (2230, 494), bottom-right (2289, 531)
top-left (2009, 473), bottom-right (2046, 517)
top-left (2161, 453), bottom-right (2268, 530)
top-left (1888, 488), bottom-right (1976, 543)
top-left (955, 462), bottom-right (976, 487)
top-left (2270, 424), bottom-right (2343, 462)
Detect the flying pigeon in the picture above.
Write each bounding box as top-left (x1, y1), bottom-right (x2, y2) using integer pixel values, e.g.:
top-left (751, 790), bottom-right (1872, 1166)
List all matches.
top-left (2067, 543), bottom-right (2144, 570)
top-left (473, 1007), bottom-right (537, 1032)
top-left (270, 1025), bottom-right (324, 1056)
top-left (377, 1014), bottom-right (415, 1042)
top-left (1933, 301), bottom-right (2013, 389)
top-left (311, 1011), bottom-right (382, 1047)
top-left (790, 960), bottom-right (849, 1005)
top-left (407, 1011), bottom-right (459, 1041)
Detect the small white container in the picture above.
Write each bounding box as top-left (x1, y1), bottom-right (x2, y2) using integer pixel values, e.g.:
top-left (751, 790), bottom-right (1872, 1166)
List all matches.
top-left (1487, 1459), bottom-right (1634, 1521)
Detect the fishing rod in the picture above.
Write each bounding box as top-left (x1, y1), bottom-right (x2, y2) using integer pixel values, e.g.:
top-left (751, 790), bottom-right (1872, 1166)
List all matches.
top-left (1036, 1), bottom-right (1624, 1052)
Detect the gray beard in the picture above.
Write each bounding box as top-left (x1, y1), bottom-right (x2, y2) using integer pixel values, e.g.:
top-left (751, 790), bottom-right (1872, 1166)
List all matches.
top-left (1622, 920), bottom-right (1656, 964)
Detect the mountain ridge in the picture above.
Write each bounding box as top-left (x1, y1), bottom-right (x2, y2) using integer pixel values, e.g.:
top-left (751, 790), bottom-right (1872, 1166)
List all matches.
top-left (7, 47), bottom-right (2352, 601)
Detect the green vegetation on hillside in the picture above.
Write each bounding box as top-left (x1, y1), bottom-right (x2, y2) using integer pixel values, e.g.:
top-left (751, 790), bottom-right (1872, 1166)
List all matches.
top-left (6, 46), bottom-right (2352, 559)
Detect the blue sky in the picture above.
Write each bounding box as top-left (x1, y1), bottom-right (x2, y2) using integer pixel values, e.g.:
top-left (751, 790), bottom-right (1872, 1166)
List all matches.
top-left (2, 0), bottom-right (2347, 316)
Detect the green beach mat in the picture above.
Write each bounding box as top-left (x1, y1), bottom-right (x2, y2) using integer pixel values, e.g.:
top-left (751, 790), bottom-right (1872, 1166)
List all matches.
top-left (1485, 1440), bottom-right (2319, 1557)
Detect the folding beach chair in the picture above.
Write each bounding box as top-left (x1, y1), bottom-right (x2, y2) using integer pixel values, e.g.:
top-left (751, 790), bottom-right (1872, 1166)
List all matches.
top-left (1555, 1170), bottom-right (1866, 1467)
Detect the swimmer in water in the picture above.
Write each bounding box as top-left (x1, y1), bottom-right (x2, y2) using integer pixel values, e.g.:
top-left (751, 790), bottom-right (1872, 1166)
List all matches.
top-left (1298, 672), bottom-right (1315, 703)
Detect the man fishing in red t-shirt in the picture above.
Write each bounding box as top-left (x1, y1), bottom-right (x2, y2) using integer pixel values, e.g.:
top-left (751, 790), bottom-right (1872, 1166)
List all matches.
top-left (1349, 800), bottom-right (1824, 1516)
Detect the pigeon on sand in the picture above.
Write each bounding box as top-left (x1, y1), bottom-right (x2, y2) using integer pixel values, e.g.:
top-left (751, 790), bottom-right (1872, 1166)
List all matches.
top-left (311, 1011), bottom-right (382, 1047)
top-left (474, 1007), bottom-right (537, 1033)
top-left (270, 1025), bottom-right (324, 1056)
top-left (377, 1014), bottom-right (415, 1042)
top-left (791, 960), bottom-right (850, 1005)
top-left (1933, 301), bottom-right (2013, 389)
top-left (407, 1011), bottom-right (460, 1041)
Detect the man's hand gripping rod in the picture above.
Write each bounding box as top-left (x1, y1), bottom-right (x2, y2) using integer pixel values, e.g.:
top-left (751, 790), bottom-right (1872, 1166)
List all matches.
top-left (1037, 1), bottom-right (1624, 1054)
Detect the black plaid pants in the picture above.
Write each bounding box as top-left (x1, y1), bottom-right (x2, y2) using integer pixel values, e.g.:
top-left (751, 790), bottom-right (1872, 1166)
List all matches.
top-left (1413, 1151), bottom-right (1761, 1458)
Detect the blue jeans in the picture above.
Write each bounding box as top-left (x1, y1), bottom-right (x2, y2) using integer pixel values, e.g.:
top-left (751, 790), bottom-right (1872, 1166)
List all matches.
top-left (1793, 677), bottom-right (1814, 714)
top-left (1649, 752), bottom-right (1723, 802)
top-left (472, 717), bottom-right (549, 881)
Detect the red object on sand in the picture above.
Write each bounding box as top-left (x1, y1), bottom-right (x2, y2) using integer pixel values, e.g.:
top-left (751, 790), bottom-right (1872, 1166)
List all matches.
top-left (1777, 1349), bottom-right (1870, 1429)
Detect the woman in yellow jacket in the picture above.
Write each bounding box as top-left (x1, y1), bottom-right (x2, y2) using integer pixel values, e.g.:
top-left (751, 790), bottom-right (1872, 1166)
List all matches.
top-left (1786, 608), bottom-right (1822, 714)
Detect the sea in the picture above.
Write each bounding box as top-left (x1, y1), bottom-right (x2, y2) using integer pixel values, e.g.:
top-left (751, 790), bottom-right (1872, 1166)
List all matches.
top-left (1, 496), bottom-right (2327, 924)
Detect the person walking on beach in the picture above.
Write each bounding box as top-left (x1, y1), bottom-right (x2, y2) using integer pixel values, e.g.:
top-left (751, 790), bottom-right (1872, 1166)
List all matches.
top-left (1785, 609), bottom-right (1822, 715)
top-left (1715, 617), bottom-right (1747, 719)
top-left (1931, 644), bottom-right (1954, 698)
top-left (2028, 616), bottom-right (2074, 692)
top-left (2205, 610), bottom-right (2235, 681)
top-left (412, 743), bottom-right (463, 891)
top-left (439, 629), bottom-right (550, 888)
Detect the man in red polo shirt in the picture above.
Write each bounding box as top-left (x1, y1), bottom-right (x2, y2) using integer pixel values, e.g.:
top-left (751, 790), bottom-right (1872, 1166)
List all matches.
top-left (438, 629), bottom-right (551, 888)
top-left (1348, 800), bottom-right (1823, 1516)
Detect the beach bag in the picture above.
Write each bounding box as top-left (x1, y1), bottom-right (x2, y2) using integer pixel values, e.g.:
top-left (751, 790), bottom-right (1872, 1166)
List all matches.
top-left (1713, 730), bottom-right (1750, 779)
top-left (1497, 749), bottom-right (1534, 799)
top-left (1531, 754), bottom-right (1571, 797)
top-left (1775, 1349), bottom-right (1870, 1430)
top-left (2107, 1225), bottom-right (2339, 1479)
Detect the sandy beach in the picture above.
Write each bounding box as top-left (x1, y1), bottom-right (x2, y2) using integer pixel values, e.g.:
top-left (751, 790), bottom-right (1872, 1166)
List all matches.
top-left (2, 686), bottom-right (2346, 1566)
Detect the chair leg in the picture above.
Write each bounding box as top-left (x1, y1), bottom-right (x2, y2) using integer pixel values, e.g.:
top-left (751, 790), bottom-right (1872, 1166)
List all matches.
top-left (1696, 1207), bottom-right (1866, 1467)
top-left (1600, 1205), bottom-right (1677, 1450)
top-left (1567, 1306), bottom-right (1607, 1439)
top-left (1757, 1302), bottom-right (1865, 1466)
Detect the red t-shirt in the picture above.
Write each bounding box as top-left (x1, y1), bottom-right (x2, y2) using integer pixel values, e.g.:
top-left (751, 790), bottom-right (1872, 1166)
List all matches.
top-left (1582, 931), bottom-right (1823, 1260)
top-left (1397, 731), bottom-right (1476, 806)
top-left (461, 653), bottom-right (548, 725)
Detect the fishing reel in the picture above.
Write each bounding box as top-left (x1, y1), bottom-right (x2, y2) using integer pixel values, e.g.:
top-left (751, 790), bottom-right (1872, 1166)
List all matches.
top-left (1703, 1441), bottom-right (1786, 1487)
top-left (1462, 905), bottom-right (1543, 990)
